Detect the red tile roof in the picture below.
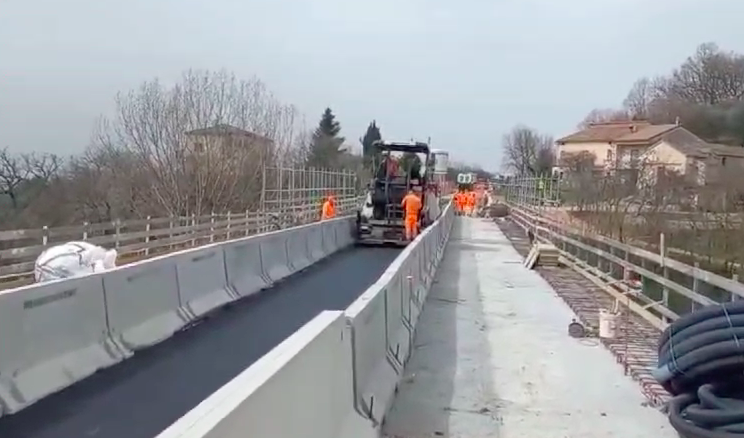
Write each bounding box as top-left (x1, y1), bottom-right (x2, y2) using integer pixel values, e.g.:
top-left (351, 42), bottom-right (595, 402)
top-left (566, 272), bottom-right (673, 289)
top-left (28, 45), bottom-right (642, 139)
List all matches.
top-left (557, 122), bottom-right (678, 144)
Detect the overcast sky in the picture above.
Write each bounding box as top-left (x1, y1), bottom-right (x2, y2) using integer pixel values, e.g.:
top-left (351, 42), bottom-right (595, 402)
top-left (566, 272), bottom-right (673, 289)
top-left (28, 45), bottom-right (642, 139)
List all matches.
top-left (2, 0), bottom-right (743, 171)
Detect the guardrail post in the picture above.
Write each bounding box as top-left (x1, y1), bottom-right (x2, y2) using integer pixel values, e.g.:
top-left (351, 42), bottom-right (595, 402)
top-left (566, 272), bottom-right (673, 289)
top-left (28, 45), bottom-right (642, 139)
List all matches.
top-left (42, 225), bottom-right (49, 246)
top-left (210, 211), bottom-right (215, 243)
top-left (661, 233), bottom-right (669, 322)
top-left (623, 248), bottom-right (631, 283)
top-left (82, 221), bottom-right (89, 241)
top-left (144, 216), bottom-right (151, 256)
top-left (226, 211), bottom-right (232, 240)
top-left (190, 213), bottom-right (196, 246)
top-left (169, 216), bottom-right (174, 250)
top-left (115, 219), bottom-right (122, 250)
top-left (245, 209), bottom-right (250, 236)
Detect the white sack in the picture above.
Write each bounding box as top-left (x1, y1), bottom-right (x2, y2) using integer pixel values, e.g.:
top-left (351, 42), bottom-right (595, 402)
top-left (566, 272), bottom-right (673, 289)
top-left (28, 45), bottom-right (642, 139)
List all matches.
top-left (34, 241), bottom-right (117, 283)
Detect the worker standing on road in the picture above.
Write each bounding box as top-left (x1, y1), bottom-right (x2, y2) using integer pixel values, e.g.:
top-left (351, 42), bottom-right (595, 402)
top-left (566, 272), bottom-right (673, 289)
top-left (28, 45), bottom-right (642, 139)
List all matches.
top-left (458, 190), bottom-right (468, 215)
top-left (469, 190), bottom-right (477, 216)
top-left (453, 190), bottom-right (463, 214)
top-left (463, 190), bottom-right (473, 216)
top-left (321, 195), bottom-right (336, 220)
top-left (401, 189), bottom-right (423, 241)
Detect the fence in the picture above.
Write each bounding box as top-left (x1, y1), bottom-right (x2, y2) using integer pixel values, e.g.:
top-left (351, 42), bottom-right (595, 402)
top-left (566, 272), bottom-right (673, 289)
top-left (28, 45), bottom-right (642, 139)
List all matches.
top-left (0, 166), bottom-right (361, 287)
top-left (260, 167), bottom-right (359, 212)
top-left (505, 203), bottom-right (744, 329)
top-left (498, 175), bottom-right (744, 277)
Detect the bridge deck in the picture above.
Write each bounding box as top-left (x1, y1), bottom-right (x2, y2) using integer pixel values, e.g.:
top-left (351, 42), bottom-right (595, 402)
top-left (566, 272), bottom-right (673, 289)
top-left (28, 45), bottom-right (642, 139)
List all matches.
top-left (382, 217), bottom-right (677, 438)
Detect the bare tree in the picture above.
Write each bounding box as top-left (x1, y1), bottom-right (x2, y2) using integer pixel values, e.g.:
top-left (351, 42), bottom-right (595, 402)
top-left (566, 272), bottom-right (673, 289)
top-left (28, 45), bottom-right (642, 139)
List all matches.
top-left (502, 125), bottom-right (555, 176)
top-left (665, 43), bottom-right (744, 105)
top-left (93, 69), bottom-right (303, 217)
top-left (578, 108), bottom-right (631, 129)
top-left (623, 77), bottom-right (659, 119)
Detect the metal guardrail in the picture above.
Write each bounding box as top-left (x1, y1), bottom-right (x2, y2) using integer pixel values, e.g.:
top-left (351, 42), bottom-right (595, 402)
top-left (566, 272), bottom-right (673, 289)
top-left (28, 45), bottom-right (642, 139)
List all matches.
top-left (0, 197), bottom-right (361, 285)
top-left (505, 203), bottom-right (744, 330)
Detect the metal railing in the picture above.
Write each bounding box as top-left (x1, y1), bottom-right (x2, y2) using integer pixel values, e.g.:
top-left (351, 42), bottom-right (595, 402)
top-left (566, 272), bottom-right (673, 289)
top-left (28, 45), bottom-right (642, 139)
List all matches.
top-left (0, 166), bottom-right (361, 289)
top-left (506, 203), bottom-right (744, 330)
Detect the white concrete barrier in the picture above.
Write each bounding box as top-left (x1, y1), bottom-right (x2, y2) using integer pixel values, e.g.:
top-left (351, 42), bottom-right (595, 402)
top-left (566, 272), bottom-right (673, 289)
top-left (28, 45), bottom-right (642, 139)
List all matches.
top-left (0, 275), bottom-right (123, 415)
top-left (345, 272), bottom-right (401, 425)
top-left (155, 311), bottom-right (356, 438)
top-left (152, 203), bottom-right (455, 437)
top-left (384, 272), bottom-right (411, 369)
top-left (286, 226), bottom-right (312, 273)
top-left (104, 255), bottom-right (188, 351)
top-left (322, 220), bottom-right (338, 254)
top-left (343, 202), bottom-right (454, 431)
top-left (259, 231), bottom-right (292, 283)
top-left (223, 235), bottom-right (270, 298)
top-left (335, 218), bottom-right (355, 248)
top-left (0, 218), bottom-right (357, 417)
top-left (175, 245), bottom-right (236, 319)
top-left (307, 223), bottom-right (326, 263)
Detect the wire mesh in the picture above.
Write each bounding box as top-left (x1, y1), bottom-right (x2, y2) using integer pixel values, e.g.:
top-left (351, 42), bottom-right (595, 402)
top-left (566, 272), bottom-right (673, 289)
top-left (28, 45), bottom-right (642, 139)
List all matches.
top-left (260, 166), bottom-right (361, 226)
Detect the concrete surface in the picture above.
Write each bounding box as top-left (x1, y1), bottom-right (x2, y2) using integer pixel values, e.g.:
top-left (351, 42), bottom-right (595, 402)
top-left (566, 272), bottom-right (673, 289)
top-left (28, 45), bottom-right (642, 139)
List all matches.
top-left (0, 247), bottom-right (400, 438)
top-left (382, 218), bottom-right (678, 438)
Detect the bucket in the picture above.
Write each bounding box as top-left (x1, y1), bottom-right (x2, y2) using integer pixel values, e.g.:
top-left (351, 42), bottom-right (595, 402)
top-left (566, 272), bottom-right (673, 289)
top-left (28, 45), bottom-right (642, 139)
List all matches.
top-left (598, 309), bottom-right (618, 339)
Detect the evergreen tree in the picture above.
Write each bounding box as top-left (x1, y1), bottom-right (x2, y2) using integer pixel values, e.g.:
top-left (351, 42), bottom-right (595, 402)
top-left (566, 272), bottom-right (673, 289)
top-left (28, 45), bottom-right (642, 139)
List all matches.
top-left (306, 108), bottom-right (346, 168)
top-left (361, 120), bottom-right (382, 168)
top-left (399, 152), bottom-right (422, 177)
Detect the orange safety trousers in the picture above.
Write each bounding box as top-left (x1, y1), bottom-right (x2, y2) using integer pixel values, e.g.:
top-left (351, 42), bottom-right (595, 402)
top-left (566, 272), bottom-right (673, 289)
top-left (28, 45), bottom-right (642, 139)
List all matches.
top-left (405, 214), bottom-right (418, 236)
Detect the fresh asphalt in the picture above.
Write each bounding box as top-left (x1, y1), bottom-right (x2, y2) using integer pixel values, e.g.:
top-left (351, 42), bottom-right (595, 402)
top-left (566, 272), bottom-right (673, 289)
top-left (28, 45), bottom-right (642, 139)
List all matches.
top-left (0, 246), bottom-right (401, 438)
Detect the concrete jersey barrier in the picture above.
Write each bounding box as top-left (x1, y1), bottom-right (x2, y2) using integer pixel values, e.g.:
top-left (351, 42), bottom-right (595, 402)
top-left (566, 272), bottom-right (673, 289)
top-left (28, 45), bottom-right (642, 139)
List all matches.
top-left (0, 217), bottom-right (356, 417)
top-left (157, 202), bottom-right (455, 437)
top-left (156, 311), bottom-right (353, 438)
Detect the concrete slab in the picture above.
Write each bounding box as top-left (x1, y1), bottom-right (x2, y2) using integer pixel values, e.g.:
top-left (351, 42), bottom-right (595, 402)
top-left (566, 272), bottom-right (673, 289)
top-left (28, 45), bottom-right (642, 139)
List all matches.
top-left (382, 218), bottom-right (677, 438)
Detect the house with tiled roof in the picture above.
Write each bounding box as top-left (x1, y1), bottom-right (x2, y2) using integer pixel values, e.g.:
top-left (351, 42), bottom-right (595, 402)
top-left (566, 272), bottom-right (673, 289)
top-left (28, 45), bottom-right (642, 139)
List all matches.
top-left (639, 128), bottom-right (744, 186)
top-left (184, 124), bottom-right (273, 155)
top-left (555, 121), bottom-right (680, 170)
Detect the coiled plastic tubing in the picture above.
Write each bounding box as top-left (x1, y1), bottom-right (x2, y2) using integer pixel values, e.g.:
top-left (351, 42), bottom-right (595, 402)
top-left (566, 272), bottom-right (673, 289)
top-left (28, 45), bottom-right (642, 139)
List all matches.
top-left (655, 300), bottom-right (744, 437)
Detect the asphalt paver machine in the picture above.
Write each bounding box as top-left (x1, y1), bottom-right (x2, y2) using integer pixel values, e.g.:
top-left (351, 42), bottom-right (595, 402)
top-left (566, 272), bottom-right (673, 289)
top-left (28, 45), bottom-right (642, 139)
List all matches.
top-left (356, 140), bottom-right (434, 246)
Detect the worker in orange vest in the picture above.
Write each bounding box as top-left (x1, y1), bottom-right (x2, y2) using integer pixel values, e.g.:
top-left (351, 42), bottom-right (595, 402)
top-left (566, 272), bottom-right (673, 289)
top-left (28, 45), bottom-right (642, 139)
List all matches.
top-left (454, 190), bottom-right (465, 215)
top-left (321, 195), bottom-right (336, 220)
top-left (401, 189), bottom-right (423, 241)
top-left (468, 191), bottom-right (477, 216)
top-left (463, 190), bottom-right (474, 216)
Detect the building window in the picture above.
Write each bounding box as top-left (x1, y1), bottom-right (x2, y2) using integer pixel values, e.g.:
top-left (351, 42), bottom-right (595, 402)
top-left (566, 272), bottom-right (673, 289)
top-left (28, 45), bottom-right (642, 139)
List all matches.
top-left (630, 149), bottom-right (640, 167)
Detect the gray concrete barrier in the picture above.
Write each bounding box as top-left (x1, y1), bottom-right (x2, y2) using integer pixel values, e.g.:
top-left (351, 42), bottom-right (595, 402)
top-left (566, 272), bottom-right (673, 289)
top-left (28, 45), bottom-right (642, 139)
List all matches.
top-left (156, 311), bottom-right (354, 438)
top-left (0, 217), bottom-right (355, 418)
top-left (156, 203), bottom-right (455, 437)
top-left (0, 275), bottom-right (125, 415)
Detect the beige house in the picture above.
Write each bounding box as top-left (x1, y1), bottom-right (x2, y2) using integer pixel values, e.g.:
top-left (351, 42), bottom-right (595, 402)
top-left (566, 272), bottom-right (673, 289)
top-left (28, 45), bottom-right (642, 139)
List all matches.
top-left (184, 124), bottom-right (273, 157)
top-left (556, 121), bottom-right (679, 170)
top-left (639, 128), bottom-right (744, 186)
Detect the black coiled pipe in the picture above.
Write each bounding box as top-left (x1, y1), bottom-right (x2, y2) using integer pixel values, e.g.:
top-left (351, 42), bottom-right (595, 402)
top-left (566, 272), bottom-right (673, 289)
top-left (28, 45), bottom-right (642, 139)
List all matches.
top-left (655, 301), bottom-right (744, 437)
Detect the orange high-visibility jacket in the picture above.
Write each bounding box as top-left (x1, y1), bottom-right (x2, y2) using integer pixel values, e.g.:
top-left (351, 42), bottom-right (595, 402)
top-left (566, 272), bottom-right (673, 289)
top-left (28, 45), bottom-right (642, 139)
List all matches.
top-left (321, 199), bottom-right (336, 219)
top-left (401, 193), bottom-right (422, 217)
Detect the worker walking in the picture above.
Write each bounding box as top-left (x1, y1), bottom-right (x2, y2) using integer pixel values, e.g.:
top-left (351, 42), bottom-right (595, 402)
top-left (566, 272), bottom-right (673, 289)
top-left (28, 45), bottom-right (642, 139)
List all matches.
top-left (453, 190), bottom-right (463, 215)
top-left (468, 191), bottom-right (477, 216)
top-left (321, 195), bottom-right (336, 220)
top-left (401, 189), bottom-right (423, 241)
